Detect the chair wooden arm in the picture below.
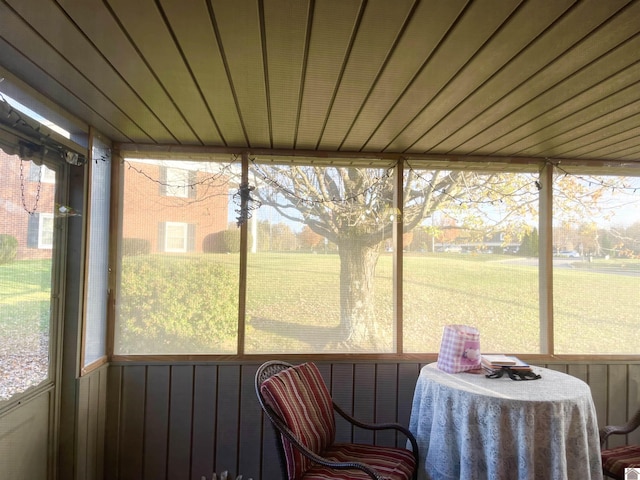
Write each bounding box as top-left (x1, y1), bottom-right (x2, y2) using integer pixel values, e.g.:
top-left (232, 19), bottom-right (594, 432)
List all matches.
top-left (600, 407), bottom-right (640, 446)
top-left (263, 403), bottom-right (385, 480)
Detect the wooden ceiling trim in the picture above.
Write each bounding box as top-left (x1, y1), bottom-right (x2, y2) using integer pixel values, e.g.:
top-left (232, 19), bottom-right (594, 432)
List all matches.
top-left (157, 0), bottom-right (246, 147)
top-left (419, 0), bottom-right (633, 154)
top-left (390, 0), bottom-right (574, 154)
top-left (115, 142), bottom-right (546, 169)
top-left (0, 2), bottom-right (149, 143)
top-left (117, 141), bottom-right (640, 173)
top-left (463, 24), bottom-right (640, 155)
top-left (341, 0), bottom-right (467, 151)
top-left (209, 0), bottom-right (270, 148)
top-left (263, 0), bottom-right (309, 150)
top-left (106, 0), bottom-right (223, 145)
top-left (363, 0), bottom-right (523, 153)
top-left (551, 160), bottom-right (640, 177)
top-left (295, 0), bottom-right (363, 150)
top-left (248, 154), bottom-right (398, 168)
top-left (505, 76), bottom-right (640, 157)
top-left (317, 0), bottom-right (415, 151)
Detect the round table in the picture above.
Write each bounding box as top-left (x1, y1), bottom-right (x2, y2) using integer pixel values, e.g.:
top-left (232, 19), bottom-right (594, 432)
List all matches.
top-left (408, 363), bottom-right (603, 480)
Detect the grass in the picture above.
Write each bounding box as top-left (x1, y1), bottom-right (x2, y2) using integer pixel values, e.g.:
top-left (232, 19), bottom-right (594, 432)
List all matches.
top-left (207, 252), bottom-right (640, 354)
top-left (2, 254), bottom-right (638, 355)
top-left (0, 259), bottom-right (52, 400)
top-left (0, 259), bottom-right (52, 332)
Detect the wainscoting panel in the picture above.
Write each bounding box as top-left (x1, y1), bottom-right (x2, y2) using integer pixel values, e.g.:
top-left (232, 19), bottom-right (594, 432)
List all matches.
top-left (103, 361), bottom-right (640, 480)
top-left (0, 391), bottom-right (50, 480)
top-left (76, 365), bottom-right (108, 480)
top-left (191, 365), bottom-right (218, 480)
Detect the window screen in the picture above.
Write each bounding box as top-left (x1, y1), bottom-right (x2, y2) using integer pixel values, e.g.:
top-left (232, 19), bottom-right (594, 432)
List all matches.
top-left (552, 173), bottom-right (640, 354)
top-left (244, 162), bottom-right (396, 354)
top-left (0, 152), bottom-right (57, 402)
top-left (82, 140), bottom-right (111, 367)
top-left (402, 168), bottom-right (540, 353)
top-left (115, 158), bottom-right (239, 355)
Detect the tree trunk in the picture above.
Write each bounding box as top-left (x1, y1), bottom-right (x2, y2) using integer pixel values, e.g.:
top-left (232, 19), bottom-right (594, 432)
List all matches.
top-left (336, 238), bottom-right (382, 350)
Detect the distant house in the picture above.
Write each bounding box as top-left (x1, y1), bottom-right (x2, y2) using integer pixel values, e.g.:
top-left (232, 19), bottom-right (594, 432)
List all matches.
top-left (0, 152), bottom-right (55, 260)
top-left (122, 160), bottom-right (229, 254)
top-left (1, 155), bottom-right (231, 260)
top-left (434, 228), bottom-right (520, 253)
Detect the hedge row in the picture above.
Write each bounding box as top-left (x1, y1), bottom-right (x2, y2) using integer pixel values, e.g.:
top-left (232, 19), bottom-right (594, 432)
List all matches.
top-left (117, 255), bottom-right (237, 354)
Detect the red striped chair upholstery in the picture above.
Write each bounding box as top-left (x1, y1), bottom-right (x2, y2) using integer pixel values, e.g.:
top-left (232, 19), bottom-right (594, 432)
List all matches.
top-left (600, 407), bottom-right (640, 479)
top-left (255, 361), bottom-right (418, 480)
top-left (601, 446), bottom-right (640, 479)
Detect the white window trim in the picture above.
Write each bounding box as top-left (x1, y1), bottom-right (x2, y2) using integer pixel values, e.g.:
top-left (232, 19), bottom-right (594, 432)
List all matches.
top-left (165, 167), bottom-right (189, 198)
top-left (38, 212), bottom-right (54, 249)
top-left (164, 221), bottom-right (188, 252)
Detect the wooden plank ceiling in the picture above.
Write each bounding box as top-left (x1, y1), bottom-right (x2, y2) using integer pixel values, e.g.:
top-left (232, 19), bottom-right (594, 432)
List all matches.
top-left (1, 0), bottom-right (640, 165)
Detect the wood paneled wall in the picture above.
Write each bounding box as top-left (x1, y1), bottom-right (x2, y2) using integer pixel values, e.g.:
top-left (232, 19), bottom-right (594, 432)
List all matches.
top-left (0, 391), bottom-right (50, 480)
top-left (76, 365), bottom-right (108, 480)
top-left (96, 361), bottom-right (640, 480)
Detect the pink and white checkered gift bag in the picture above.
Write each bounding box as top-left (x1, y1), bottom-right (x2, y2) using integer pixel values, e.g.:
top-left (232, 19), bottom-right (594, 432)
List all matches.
top-left (437, 324), bottom-right (481, 373)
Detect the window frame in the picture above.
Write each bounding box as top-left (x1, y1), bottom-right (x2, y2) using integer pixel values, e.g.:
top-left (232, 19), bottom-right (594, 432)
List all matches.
top-left (38, 212), bottom-right (54, 249)
top-left (109, 151), bottom-right (640, 362)
top-left (165, 167), bottom-right (189, 198)
top-left (80, 135), bottom-right (112, 374)
top-left (0, 155), bottom-right (67, 411)
top-left (163, 221), bottom-right (189, 253)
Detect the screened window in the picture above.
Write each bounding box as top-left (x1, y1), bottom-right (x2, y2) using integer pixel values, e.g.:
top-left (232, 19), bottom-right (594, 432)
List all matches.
top-left (115, 158), bottom-right (239, 355)
top-left (82, 141), bottom-right (111, 368)
top-left (552, 172), bottom-right (640, 355)
top-left (113, 156), bottom-right (640, 357)
top-left (402, 168), bottom-right (540, 354)
top-left (0, 152), bottom-right (57, 403)
top-left (244, 161), bottom-right (396, 354)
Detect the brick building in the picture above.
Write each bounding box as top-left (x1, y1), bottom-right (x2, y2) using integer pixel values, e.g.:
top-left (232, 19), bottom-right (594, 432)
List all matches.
top-left (122, 159), bottom-right (230, 253)
top-left (0, 151), bottom-right (56, 260)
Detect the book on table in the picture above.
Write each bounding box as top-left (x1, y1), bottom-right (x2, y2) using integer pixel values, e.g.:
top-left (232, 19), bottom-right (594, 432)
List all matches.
top-left (481, 354), bottom-right (531, 372)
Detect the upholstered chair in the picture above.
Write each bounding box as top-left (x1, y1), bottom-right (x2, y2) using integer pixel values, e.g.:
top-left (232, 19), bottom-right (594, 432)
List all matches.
top-left (600, 407), bottom-right (640, 479)
top-left (255, 360), bottom-right (418, 480)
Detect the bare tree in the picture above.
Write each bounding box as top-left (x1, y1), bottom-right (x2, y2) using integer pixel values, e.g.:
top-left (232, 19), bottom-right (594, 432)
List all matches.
top-left (249, 163), bottom-right (537, 350)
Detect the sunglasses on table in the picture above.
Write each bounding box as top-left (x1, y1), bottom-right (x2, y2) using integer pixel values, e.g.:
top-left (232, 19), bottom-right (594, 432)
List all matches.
top-left (485, 366), bottom-right (542, 381)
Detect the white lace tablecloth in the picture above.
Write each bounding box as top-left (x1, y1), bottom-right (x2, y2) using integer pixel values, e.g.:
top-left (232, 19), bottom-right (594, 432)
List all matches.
top-left (409, 363), bottom-right (602, 480)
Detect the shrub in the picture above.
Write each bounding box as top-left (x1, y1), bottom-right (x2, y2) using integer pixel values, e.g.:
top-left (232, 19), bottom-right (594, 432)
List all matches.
top-left (122, 238), bottom-right (151, 256)
top-left (203, 230), bottom-right (241, 253)
top-left (117, 255), bottom-right (238, 354)
top-left (0, 235), bottom-right (18, 264)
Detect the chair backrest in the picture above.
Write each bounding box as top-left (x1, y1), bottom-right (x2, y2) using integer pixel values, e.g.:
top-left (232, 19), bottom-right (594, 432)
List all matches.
top-left (257, 361), bottom-right (336, 480)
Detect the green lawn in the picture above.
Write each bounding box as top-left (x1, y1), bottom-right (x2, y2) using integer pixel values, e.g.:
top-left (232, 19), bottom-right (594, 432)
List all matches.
top-left (3, 254), bottom-right (638, 355)
top-left (0, 259), bottom-right (52, 335)
top-left (213, 252), bottom-right (640, 354)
